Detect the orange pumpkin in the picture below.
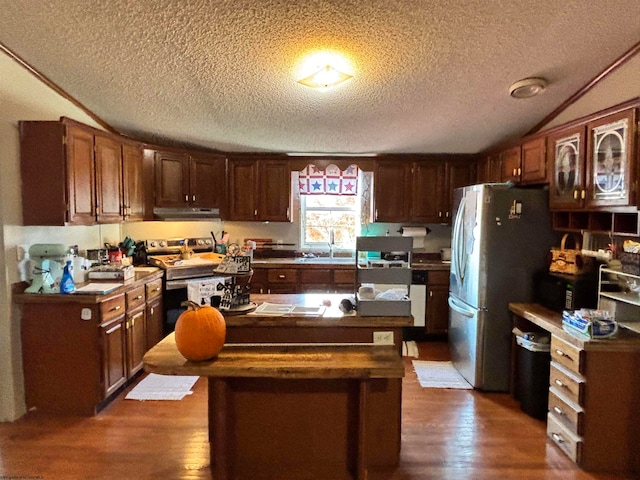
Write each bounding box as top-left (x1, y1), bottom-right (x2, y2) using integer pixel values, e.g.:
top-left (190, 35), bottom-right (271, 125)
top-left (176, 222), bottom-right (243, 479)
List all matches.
top-left (174, 301), bottom-right (226, 361)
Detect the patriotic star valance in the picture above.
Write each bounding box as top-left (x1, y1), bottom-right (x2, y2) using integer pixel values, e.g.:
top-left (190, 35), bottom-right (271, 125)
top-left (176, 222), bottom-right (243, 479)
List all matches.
top-left (298, 164), bottom-right (358, 195)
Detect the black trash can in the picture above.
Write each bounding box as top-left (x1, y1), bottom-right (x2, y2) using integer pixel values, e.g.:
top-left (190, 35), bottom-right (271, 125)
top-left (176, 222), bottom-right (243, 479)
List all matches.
top-left (515, 334), bottom-right (551, 420)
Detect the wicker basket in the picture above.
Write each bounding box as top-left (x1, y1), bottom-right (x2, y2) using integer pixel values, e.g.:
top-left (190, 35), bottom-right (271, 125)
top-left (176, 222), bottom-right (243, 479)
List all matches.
top-left (549, 233), bottom-right (592, 275)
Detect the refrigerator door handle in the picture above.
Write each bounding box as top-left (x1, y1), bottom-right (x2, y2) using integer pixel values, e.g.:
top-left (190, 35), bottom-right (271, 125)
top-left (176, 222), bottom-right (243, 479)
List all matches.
top-left (448, 296), bottom-right (476, 318)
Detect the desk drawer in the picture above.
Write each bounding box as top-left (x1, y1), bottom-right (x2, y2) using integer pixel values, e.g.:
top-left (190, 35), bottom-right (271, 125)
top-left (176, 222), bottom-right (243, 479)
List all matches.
top-left (550, 362), bottom-right (584, 405)
top-left (548, 388), bottom-right (584, 436)
top-left (551, 336), bottom-right (583, 375)
top-left (547, 413), bottom-right (583, 464)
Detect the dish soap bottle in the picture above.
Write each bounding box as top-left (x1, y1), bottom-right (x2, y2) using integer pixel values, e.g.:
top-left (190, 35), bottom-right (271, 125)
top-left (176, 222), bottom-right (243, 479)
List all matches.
top-left (60, 260), bottom-right (75, 294)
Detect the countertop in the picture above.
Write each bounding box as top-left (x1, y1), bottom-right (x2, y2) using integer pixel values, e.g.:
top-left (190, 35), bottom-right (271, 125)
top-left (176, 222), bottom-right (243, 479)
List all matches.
top-left (13, 267), bottom-right (164, 304)
top-left (250, 257), bottom-right (450, 271)
top-left (229, 293), bottom-right (413, 327)
top-left (143, 334), bottom-right (405, 379)
top-left (509, 302), bottom-right (640, 352)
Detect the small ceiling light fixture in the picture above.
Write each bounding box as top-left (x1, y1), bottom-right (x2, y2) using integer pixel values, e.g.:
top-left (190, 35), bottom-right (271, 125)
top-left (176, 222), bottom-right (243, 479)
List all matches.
top-left (508, 77), bottom-right (547, 99)
top-left (297, 65), bottom-right (353, 89)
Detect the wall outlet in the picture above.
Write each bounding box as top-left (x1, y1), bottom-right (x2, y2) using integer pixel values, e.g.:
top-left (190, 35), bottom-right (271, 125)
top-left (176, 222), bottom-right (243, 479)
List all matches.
top-left (373, 331), bottom-right (394, 345)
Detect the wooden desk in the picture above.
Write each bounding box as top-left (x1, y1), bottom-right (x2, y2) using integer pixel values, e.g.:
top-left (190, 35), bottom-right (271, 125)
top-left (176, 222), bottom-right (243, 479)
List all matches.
top-left (144, 335), bottom-right (404, 480)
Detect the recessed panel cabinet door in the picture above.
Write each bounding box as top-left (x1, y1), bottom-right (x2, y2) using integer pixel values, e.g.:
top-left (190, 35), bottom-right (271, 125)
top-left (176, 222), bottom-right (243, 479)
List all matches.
top-left (410, 161), bottom-right (443, 223)
top-left (190, 154), bottom-right (227, 208)
top-left (122, 143), bottom-right (144, 221)
top-left (95, 135), bottom-right (124, 223)
top-left (374, 160), bottom-right (410, 221)
top-left (228, 159), bottom-right (259, 220)
top-left (66, 126), bottom-right (96, 225)
top-left (154, 152), bottom-right (190, 207)
top-left (260, 160), bottom-right (291, 222)
top-left (100, 317), bottom-right (127, 398)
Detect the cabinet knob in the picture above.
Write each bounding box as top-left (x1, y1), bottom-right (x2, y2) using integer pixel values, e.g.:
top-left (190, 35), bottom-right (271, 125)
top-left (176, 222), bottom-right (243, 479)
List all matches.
top-left (254, 209), bottom-right (258, 217)
top-left (553, 406), bottom-right (564, 416)
top-left (581, 189), bottom-right (586, 200)
top-left (551, 433), bottom-right (565, 444)
top-left (573, 189), bottom-right (579, 199)
top-left (136, 295), bottom-right (143, 300)
top-left (192, 195), bottom-right (196, 202)
top-left (517, 168), bottom-right (521, 176)
top-left (278, 275), bottom-right (285, 279)
top-left (185, 195), bottom-right (188, 202)
top-left (555, 349), bottom-right (572, 361)
top-left (110, 305), bottom-right (121, 312)
top-left (554, 379), bottom-right (566, 388)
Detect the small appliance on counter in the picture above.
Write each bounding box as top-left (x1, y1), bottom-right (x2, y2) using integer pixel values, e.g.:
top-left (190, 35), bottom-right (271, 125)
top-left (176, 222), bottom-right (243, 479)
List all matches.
top-left (24, 244), bottom-right (69, 293)
top-left (533, 270), bottom-right (598, 313)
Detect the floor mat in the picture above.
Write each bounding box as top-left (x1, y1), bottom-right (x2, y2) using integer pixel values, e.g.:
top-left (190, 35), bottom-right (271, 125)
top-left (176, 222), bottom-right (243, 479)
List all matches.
top-left (125, 374), bottom-right (200, 401)
top-left (411, 360), bottom-right (472, 389)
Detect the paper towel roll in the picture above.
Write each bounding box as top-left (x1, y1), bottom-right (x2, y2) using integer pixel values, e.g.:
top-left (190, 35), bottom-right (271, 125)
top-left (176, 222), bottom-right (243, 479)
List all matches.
top-left (401, 226), bottom-right (427, 249)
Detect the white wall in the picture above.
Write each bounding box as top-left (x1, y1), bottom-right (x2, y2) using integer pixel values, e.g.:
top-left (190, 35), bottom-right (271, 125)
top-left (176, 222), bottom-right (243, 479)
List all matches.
top-left (2, 47), bottom-right (639, 422)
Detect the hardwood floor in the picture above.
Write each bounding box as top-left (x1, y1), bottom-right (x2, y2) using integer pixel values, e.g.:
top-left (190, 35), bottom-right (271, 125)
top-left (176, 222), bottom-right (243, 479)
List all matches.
top-left (0, 340), bottom-right (632, 480)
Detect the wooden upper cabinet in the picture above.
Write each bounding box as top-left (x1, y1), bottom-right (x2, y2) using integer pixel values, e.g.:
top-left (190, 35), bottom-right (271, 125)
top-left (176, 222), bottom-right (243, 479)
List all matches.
top-left (154, 151), bottom-right (190, 207)
top-left (584, 108), bottom-right (637, 209)
top-left (228, 157), bottom-right (291, 222)
top-left (94, 134), bottom-right (124, 224)
top-left (520, 136), bottom-right (547, 184)
top-left (500, 145), bottom-right (521, 183)
top-left (154, 151), bottom-right (227, 210)
top-left (190, 153), bottom-right (227, 209)
top-left (122, 142), bottom-right (145, 221)
top-left (410, 160), bottom-right (443, 223)
top-left (477, 153), bottom-right (502, 184)
top-left (442, 158), bottom-right (475, 222)
top-left (548, 126), bottom-right (587, 210)
top-left (373, 159), bottom-right (410, 222)
top-left (65, 125), bottom-right (98, 225)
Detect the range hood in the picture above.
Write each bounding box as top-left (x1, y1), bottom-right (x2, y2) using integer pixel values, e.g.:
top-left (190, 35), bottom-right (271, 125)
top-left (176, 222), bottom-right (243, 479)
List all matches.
top-left (153, 207), bottom-right (221, 221)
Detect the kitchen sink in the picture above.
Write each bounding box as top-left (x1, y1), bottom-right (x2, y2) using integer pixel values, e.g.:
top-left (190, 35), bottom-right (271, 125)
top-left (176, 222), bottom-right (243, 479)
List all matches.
top-left (295, 257), bottom-right (355, 264)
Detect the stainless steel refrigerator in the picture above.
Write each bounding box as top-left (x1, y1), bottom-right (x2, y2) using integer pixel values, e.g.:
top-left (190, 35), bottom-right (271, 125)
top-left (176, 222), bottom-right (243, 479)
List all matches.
top-left (448, 183), bottom-right (557, 391)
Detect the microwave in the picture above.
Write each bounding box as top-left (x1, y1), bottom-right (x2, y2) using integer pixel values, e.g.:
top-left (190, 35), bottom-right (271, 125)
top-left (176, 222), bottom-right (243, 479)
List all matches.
top-left (533, 270), bottom-right (598, 313)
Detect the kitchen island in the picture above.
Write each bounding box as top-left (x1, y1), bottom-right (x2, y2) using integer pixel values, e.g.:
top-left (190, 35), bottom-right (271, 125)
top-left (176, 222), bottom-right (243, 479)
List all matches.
top-left (143, 293), bottom-right (411, 480)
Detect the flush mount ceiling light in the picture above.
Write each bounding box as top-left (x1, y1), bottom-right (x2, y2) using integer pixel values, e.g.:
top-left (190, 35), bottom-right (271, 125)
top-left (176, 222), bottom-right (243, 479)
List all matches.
top-left (297, 65), bottom-right (353, 89)
top-left (508, 77), bottom-right (547, 99)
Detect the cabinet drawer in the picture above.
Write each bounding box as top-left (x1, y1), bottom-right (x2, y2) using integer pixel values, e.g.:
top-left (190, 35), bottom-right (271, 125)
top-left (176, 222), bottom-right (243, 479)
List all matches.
top-left (126, 285), bottom-right (146, 310)
top-left (550, 362), bottom-right (584, 405)
top-left (145, 278), bottom-right (163, 300)
top-left (550, 336), bottom-right (583, 375)
top-left (100, 294), bottom-right (126, 323)
top-left (268, 269), bottom-right (298, 284)
top-left (333, 269), bottom-right (356, 285)
top-left (428, 270), bottom-right (449, 285)
top-left (548, 388), bottom-right (584, 436)
top-left (300, 268), bottom-right (331, 285)
top-left (547, 412), bottom-right (583, 464)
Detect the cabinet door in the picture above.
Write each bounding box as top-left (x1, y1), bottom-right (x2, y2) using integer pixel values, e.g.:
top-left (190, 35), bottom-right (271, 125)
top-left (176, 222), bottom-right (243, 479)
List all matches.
top-left (585, 108), bottom-right (637, 209)
top-left (410, 161), bottom-right (443, 223)
top-left (190, 154), bottom-right (227, 208)
top-left (66, 125), bottom-right (97, 225)
top-left (122, 143), bottom-right (145, 221)
top-left (249, 267), bottom-right (268, 294)
top-left (260, 159), bottom-right (292, 222)
top-left (373, 159), bottom-right (410, 221)
top-left (477, 153), bottom-right (502, 184)
top-left (500, 146), bottom-right (522, 183)
top-left (426, 284), bottom-right (449, 334)
top-left (154, 151), bottom-right (190, 207)
top-left (521, 137), bottom-right (547, 184)
top-left (548, 126), bottom-right (586, 210)
top-left (146, 295), bottom-right (164, 350)
top-left (228, 158), bottom-right (260, 220)
top-left (100, 316), bottom-right (127, 397)
top-left (95, 135), bottom-right (124, 223)
top-left (126, 307), bottom-right (146, 377)
top-left (443, 159), bottom-right (474, 222)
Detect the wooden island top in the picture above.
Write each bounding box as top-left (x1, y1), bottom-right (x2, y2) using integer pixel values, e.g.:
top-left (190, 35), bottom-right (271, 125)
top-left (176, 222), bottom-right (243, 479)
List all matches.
top-left (144, 333), bottom-right (405, 379)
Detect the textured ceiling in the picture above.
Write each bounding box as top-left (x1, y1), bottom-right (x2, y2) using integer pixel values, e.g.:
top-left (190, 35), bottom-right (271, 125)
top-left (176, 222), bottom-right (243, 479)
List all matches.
top-left (1, 0), bottom-right (639, 155)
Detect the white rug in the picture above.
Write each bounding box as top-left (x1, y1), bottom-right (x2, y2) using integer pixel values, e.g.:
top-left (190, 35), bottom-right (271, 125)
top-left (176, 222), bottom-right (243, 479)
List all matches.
top-left (412, 360), bottom-right (473, 389)
top-left (125, 374), bottom-right (200, 401)
top-left (402, 340), bottom-right (419, 358)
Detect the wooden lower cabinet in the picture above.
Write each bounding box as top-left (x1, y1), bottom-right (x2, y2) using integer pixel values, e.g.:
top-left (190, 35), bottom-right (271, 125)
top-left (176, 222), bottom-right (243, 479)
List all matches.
top-left (251, 265), bottom-right (356, 294)
top-left (17, 273), bottom-right (164, 416)
top-left (426, 270), bottom-right (449, 334)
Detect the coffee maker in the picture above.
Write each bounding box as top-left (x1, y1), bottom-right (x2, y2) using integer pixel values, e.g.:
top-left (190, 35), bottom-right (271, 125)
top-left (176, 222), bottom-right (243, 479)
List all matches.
top-left (24, 244), bottom-right (69, 293)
